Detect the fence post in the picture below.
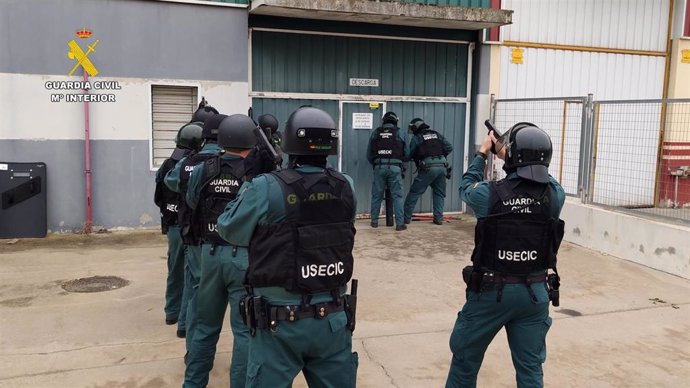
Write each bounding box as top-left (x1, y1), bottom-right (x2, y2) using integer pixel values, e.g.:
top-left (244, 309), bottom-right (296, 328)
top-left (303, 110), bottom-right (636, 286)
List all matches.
top-left (579, 94), bottom-right (594, 204)
top-left (653, 99), bottom-right (669, 207)
top-left (488, 94), bottom-right (497, 181)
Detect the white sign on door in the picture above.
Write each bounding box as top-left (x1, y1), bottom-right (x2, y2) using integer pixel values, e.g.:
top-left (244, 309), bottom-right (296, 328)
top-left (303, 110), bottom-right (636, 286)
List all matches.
top-left (352, 113), bottom-right (374, 129)
top-left (349, 78), bottom-right (379, 87)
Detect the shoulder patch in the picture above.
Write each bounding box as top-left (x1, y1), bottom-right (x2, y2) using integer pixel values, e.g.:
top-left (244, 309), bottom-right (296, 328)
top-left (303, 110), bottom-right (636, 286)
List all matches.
top-left (472, 182), bottom-right (481, 189)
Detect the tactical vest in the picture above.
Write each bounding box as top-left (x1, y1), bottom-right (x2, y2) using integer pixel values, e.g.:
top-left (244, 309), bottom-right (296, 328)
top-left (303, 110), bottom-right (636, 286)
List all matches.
top-left (198, 156), bottom-right (245, 245)
top-left (154, 148), bottom-right (189, 230)
top-left (248, 169), bottom-right (356, 294)
top-left (413, 130), bottom-right (446, 162)
top-left (370, 127), bottom-right (404, 161)
top-left (178, 150), bottom-right (221, 245)
top-left (471, 179), bottom-right (565, 275)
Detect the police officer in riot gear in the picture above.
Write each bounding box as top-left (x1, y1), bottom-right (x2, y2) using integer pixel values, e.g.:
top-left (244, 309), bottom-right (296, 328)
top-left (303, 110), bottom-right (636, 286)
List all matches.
top-left (183, 114), bottom-right (256, 388)
top-left (192, 97), bottom-right (219, 124)
top-left (245, 113), bottom-right (283, 177)
top-left (154, 122), bottom-right (203, 338)
top-left (445, 123), bottom-right (566, 388)
top-left (164, 104), bottom-right (224, 360)
top-left (217, 107), bottom-right (359, 387)
top-left (403, 118), bottom-right (453, 225)
top-left (257, 113), bottom-right (282, 149)
top-left (366, 111), bottom-right (409, 230)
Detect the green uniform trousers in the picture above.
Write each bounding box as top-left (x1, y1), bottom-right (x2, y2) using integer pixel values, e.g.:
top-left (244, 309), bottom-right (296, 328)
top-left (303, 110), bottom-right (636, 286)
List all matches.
top-left (246, 311), bottom-right (358, 388)
top-left (165, 226), bottom-right (187, 330)
top-left (403, 166), bottom-right (447, 223)
top-left (184, 244), bottom-right (249, 388)
top-left (370, 164), bottom-right (404, 227)
top-left (184, 244), bottom-right (202, 351)
top-left (445, 283), bottom-right (552, 388)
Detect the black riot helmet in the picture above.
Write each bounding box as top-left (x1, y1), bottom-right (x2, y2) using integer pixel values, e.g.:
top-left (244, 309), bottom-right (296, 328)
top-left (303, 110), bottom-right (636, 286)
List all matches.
top-left (408, 118), bottom-right (429, 133)
top-left (500, 122), bottom-right (553, 183)
top-left (217, 114), bottom-right (258, 150)
top-left (201, 113), bottom-right (227, 141)
top-left (382, 111), bottom-right (399, 126)
top-left (191, 98), bottom-right (219, 124)
top-left (175, 121), bottom-right (204, 151)
top-left (257, 114), bottom-right (279, 136)
top-left (282, 107), bottom-right (338, 156)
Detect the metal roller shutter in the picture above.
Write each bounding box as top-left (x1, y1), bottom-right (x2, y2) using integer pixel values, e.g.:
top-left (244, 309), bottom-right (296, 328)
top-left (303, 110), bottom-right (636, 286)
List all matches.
top-left (151, 85), bottom-right (198, 167)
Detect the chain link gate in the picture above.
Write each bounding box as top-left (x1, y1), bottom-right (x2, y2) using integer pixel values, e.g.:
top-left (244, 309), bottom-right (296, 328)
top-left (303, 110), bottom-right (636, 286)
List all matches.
top-left (490, 95), bottom-right (690, 225)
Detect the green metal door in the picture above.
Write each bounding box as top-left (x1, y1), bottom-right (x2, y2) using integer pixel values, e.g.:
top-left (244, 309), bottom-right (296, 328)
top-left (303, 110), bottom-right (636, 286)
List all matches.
top-left (340, 102), bottom-right (387, 214)
top-left (384, 102), bottom-right (468, 214)
top-left (250, 98), bottom-right (340, 167)
top-left (252, 30), bottom-right (470, 214)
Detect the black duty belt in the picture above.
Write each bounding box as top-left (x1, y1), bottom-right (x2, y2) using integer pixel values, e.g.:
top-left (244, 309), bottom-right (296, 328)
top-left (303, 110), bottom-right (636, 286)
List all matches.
top-left (483, 273), bottom-right (547, 284)
top-left (270, 301), bottom-right (345, 322)
top-left (480, 272), bottom-right (548, 303)
top-left (241, 296), bottom-right (349, 335)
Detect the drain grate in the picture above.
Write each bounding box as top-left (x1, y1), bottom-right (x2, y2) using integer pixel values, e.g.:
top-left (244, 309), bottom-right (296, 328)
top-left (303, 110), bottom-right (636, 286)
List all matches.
top-left (61, 276), bottom-right (130, 293)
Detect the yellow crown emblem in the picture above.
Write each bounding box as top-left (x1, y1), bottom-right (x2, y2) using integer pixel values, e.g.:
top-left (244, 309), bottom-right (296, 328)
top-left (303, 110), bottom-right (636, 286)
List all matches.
top-left (76, 28), bottom-right (92, 39)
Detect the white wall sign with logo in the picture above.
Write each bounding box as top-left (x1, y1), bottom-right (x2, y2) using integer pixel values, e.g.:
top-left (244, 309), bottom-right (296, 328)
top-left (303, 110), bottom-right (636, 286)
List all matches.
top-left (349, 78), bottom-right (379, 87)
top-left (352, 113), bottom-right (374, 129)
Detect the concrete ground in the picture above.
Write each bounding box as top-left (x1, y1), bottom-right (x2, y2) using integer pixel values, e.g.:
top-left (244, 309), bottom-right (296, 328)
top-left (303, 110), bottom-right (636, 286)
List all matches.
top-left (1, 219), bottom-right (689, 388)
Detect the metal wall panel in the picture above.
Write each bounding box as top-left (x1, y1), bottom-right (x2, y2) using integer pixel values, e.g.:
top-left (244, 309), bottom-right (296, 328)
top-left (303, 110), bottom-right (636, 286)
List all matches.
top-left (251, 98), bottom-right (467, 214)
top-left (0, 0), bottom-right (248, 80)
top-left (502, 0), bottom-right (669, 52)
top-left (252, 31), bottom-right (469, 97)
top-left (499, 46), bottom-right (666, 99)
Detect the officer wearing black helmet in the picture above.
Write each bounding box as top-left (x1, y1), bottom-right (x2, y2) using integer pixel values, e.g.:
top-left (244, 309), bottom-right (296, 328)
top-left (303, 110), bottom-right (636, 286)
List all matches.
top-left (191, 97), bottom-right (219, 123)
top-left (154, 122), bottom-right (203, 338)
top-left (244, 113), bottom-right (283, 177)
top-left (183, 114), bottom-right (256, 388)
top-left (217, 107), bottom-right (358, 387)
top-left (404, 118), bottom-right (453, 225)
top-left (257, 113), bottom-right (282, 149)
top-left (445, 123), bottom-right (565, 388)
top-left (164, 99), bottom-right (223, 359)
top-left (367, 111), bottom-right (410, 230)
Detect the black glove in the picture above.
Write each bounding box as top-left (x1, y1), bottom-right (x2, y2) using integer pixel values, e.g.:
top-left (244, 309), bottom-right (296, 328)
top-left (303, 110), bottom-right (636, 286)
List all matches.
top-left (245, 144), bottom-right (277, 181)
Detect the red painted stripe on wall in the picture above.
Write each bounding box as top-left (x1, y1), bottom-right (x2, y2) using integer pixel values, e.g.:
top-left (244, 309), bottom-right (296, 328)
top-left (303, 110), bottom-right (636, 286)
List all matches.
top-left (489, 0), bottom-right (501, 41)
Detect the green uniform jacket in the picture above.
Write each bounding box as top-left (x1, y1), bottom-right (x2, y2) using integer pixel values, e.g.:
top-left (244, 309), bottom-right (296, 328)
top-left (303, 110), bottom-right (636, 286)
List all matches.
top-left (163, 143), bottom-right (222, 194)
top-left (216, 165), bottom-right (356, 305)
top-left (459, 155), bottom-right (565, 219)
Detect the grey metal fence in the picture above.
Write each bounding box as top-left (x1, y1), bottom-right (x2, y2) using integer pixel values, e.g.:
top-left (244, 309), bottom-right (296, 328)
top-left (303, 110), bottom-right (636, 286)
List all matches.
top-left (490, 96), bottom-right (589, 197)
top-left (490, 96), bottom-right (690, 225)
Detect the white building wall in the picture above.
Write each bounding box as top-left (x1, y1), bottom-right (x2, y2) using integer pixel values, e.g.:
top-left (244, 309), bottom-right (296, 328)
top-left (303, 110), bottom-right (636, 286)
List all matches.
top-left (499, 0), bottom-right (670, 100)
top-left (0, 73), bottom-right (249, 142)
top-left (498, 47), bottom-right (667, 99)
top-left (502, 0), bottom-right (669, 52)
